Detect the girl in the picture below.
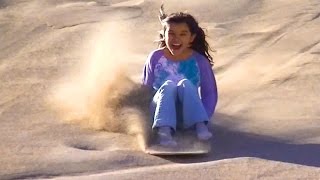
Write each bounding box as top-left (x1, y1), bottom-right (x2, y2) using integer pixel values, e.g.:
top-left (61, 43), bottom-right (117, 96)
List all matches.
top-left (142, 6), bottom-right (218, 146)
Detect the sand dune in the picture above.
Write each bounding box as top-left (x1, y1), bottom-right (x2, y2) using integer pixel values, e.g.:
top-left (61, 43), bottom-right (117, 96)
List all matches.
top-left (0, 0), bottom-right (319, 179)
top-left (58, 158), bottom-right (320, 180)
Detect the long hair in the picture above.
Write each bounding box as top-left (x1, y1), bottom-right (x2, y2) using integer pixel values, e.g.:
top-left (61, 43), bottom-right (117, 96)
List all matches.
top-left (158, 5), bottom-right (214, 66)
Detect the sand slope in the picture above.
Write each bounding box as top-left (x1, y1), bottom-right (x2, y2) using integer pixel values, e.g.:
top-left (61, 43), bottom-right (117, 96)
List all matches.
top-left (0, 0), bottom-right (319, 179)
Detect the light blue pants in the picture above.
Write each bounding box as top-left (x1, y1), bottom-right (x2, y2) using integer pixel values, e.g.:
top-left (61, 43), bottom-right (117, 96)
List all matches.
top-left (150, 79), bottom-right (209, 131)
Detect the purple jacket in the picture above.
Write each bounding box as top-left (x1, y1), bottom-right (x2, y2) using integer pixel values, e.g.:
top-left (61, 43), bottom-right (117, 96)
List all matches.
top-left (142, 49), bottom-right (218, 118)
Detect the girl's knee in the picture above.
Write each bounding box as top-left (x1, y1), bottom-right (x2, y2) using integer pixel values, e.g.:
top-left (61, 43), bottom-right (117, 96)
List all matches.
top-left (159, 80), bottom-right (177, 93)
top-left (177, 79), bottom-right (193, 87)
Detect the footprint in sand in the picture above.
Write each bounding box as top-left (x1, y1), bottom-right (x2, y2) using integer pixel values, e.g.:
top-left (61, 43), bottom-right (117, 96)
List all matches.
top-left (66, 141), bottom-right (102, 151)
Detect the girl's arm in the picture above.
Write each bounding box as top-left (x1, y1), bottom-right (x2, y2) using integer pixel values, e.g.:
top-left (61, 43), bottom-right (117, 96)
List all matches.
top-left (142, 50), bottom-right (159, 89)
top-left (199, 57), bottom-right (218, 118)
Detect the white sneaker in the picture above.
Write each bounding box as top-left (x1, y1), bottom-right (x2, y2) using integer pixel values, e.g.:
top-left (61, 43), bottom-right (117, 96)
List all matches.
top-left (196, 122), bottom-right (212, 141)
top-left (158, 126), bottom-right (177, 147)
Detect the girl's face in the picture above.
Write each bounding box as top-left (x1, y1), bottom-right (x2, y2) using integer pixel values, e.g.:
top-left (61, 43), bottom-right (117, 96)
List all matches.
top-left (164, 22), bottom-right (196, 57)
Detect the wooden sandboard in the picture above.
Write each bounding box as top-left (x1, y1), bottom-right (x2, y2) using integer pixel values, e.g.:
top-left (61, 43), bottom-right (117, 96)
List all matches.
top-left (144, 130), bottom-right (211, 155)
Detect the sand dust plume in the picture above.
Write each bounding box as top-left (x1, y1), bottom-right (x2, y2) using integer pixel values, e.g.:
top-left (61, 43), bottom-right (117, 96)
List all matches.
top-left (48, 22), bottom-right (152, 149)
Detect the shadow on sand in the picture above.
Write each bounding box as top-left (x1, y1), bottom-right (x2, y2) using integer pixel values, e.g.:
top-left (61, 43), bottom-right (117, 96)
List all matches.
top-left (160, 113), bottom-right (320, 167)
top-left (119, 86), bottom-right (320, 167)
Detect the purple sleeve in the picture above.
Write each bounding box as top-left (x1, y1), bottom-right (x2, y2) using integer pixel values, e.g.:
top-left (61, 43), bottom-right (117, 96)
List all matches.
top-left (198, 56), bottom-right (218, 118)
top-left (142, 50), bottom-right (158, 89)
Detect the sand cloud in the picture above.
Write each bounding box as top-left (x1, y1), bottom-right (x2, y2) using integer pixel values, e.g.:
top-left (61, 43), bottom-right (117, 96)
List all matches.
top-left (48, 21), bottom-right (151, 149)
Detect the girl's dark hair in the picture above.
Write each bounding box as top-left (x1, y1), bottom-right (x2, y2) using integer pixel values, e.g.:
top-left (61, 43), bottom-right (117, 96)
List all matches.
top-left (158, 5), bottom-right (214, 66)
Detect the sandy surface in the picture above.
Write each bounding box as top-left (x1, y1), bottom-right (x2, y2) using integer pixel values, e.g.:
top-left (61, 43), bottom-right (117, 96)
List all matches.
top-left (0, 0), bottom-right (320, 179)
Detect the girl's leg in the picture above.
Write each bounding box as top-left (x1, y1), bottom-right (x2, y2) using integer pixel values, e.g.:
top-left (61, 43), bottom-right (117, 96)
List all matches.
top-left (151, 80), bottom-right (177, 129)
top-left (177, 79), bottom-right (212, 140)
top-left (151, 80), bottom-right (178, 146)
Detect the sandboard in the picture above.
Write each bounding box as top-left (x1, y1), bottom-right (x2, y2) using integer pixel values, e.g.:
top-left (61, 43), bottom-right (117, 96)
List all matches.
top-left (144, 130), bottom-right (211, 155)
